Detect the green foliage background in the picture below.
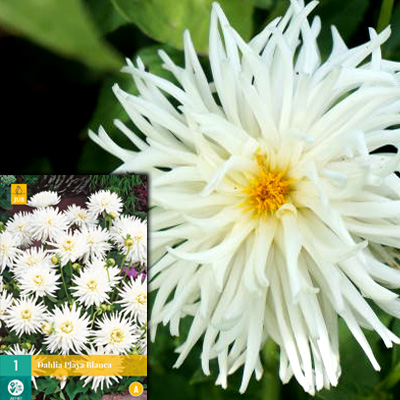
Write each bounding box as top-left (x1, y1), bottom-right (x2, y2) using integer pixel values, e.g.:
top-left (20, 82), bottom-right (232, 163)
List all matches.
top-left (1, 0), bottom-right (400, 399)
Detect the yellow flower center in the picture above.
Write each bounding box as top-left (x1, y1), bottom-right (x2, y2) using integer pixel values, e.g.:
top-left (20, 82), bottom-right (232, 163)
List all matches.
top-left (87, 280), bottom-right (98, 290)
top-left (21, 309), bottom-right (32, 320)
top-left (110, 328), bottom-right (125, 344)
top-left (136, 293), bottom-right (147, 305)
top-left (63, 239), bottom-right (74, 252)
top-left (241, 154), bottom-right (293, 217)
top-left (33, 274), bottom-right (44, 287)
top-left (60, 321), bottom-right (74, 334)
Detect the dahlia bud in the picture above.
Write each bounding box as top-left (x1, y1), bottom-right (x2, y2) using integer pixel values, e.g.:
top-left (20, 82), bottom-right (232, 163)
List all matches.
top-left (106, 258), bottom-right (115, 267)
top-left (41, 322), bottom-right (52, 335)
top-left (125, 238), bottom-right (134, 248)
top-left (108, 212), bottom-right (117, 219)
top-left (21, 342), bottom-right (32, 350)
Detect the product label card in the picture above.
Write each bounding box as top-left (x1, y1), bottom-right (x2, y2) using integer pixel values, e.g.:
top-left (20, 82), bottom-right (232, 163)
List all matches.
top-left (0, 174), bottom-right (147, 399)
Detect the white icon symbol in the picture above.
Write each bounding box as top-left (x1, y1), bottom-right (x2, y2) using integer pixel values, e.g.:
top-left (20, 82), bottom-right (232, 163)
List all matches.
top-left (8, 379), bottom-right (24, 396)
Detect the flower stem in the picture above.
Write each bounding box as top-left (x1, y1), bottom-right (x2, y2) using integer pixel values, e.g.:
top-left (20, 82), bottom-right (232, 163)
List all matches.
top-left (90, 309), bottom-right (100, 329)
top-left (261, 339), bottom-right (281, 400)
top-left (111, 255), bottom-right (129, 302)
top-left (59, 264), bottom-right (71, 303)
top-left (377, 0), bottom-right (395, 32)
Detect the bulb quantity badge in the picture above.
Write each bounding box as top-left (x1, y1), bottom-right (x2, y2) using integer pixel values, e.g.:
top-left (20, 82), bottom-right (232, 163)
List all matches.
top-left (0, 355), bottom-right (31, 400)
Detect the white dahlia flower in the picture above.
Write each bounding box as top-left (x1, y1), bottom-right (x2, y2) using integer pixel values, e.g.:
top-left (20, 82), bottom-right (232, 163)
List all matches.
top-left (110, 215), bottom-right (147, 265)
top-left (6, 211), bottom-right (33, 247)
top-left (65, 204), bottom-right (97, 228)
top-left (90, 0), bottom-right (400, 395)
top-left (3, 297), bottom-right (47, 335)
top-left (47, 230), bottom-right (86, 265)
top-left (44, 303), bottom-right (91, 354)
top-left (18, 263), bottom-right (60, 298)
top-left (0, 290), bottom-right (13, 327)
top-left (93, 313), bottom-right (138, 354)
top-left (71, 265), bottom-right (112, 307)
top-left (86, 258), bottom-right (122, 288)
top-left (28, 191), bottom-right (60, 208)
top-left (0, 231), bottom-right (21, 272)
top-left (13, 247), bottom-right (53, 277)
top-left (79, 224), bottom-right (112, 263)
top-left (29, 207), bottom-right (69, 242)
top-left (116, 276), bottom-right (147, 325)
top-left (86, 190), bottom-right (123, 218)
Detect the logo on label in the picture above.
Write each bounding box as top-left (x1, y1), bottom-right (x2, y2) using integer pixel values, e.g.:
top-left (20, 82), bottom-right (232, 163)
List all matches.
top-left (7, 379), bottom-right (24, 396)
top-left (10, 184), bottom-right (27, 205)
top-left (129, 381), bottom-right (144, 397)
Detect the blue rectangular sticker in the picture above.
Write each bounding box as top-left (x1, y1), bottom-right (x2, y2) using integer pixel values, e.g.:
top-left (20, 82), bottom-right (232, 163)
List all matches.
top-left (0, 355), bottom-right (31, 400)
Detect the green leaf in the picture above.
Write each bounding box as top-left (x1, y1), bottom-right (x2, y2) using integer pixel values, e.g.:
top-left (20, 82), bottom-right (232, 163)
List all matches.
top-left (314, 0), bottom-right (369, 59)
top-left (85, 0), bottom-right (127, 35)
top-left (0, 199), bottom-right (12, 211)
top-left (383, 2), bottom-right (400, 59)
top-left (0, 0), bottom-right (123, 71)
top-left (45, 378), bottom-right (61, 395)
top-left (254, 0), bottom-right (273, 10)
top-left (110, 0), bottom-right (254, 53)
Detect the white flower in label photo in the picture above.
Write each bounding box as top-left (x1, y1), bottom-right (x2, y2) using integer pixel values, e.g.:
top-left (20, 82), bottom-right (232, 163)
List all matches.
top-left (71, 265), bottom-right (112, 307)
top-left (27, 191), bottom-right (61, 208)
top-left (47, 230), bottom-right (86, 265)
top-left (44, 303), bottom-right (91, 354)
top-left (111, 215), bottom-right (147, 265)
top-left (86, 258), bottom-right (122, 288)
top-left (3, 296), bottom-right (47, 335)
top-left (6, 211), bottom-right (33, 247)
top-left (86, 190), bottom-right (123, 218)
top-left (93, 313), bottom-right (138, 354)
top-left (117, 275), bottom-right (147, 325)
top-left (12, 246), bottom-right (53, 277)
top-left (0, 290), bottom-right (14, 327)
top-left (29, 207), bottom-right (69, 242)
top-left (0, 231), bottom-right (21, 272)
top-left (65, 204), bottom-right (98, 228)
top-left (79, 224), bottom-right (112, 263)
top-left (89, 0), bottom-right (400, 394)
top-left (18, 263), bottom-right (61, 298)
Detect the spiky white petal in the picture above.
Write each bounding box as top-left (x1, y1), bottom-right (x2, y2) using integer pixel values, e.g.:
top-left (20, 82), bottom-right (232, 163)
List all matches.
top-left (65, 204), bottom-right (98, 228)
top-left (0, 290), bottom-right (13, 328)
top-left (13, 247), bottom-right (53, 277)
top-left (46, 230), bottom-right (86, 265)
